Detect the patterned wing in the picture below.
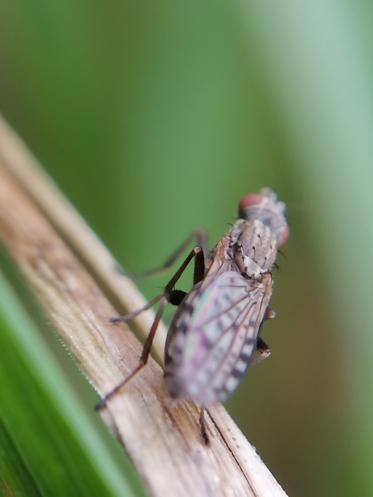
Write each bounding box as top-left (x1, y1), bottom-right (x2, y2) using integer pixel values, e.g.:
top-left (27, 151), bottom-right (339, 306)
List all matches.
top-left (164, 271), bottom-right (272, 406)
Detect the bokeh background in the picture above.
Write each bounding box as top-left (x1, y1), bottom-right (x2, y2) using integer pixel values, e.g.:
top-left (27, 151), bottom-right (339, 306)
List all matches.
top-left (1, 1), bottom-right (373, 496)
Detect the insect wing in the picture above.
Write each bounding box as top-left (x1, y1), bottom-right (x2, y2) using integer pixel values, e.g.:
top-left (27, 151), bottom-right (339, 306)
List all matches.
top-left (164, 271), bottom-right (272, 406)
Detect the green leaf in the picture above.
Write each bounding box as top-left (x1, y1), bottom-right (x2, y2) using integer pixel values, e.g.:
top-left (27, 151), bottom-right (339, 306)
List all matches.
top-left (0, 270), bottom-right (145, 497)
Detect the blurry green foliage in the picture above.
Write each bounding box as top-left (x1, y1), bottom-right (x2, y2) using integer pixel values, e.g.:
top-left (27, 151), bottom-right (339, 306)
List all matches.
top-left (0, 264), bottom-right (145, 497)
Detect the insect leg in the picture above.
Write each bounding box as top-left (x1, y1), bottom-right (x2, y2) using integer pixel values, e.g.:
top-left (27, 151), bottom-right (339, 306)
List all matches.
top-left (199, 408), bottom-right (210, 445)
top-left (264, 308), bottom-right (276, 320)
top-left (110, 293), bottom-right (164, 323)
top-left (251, 305), bottom-right (273, 366)
top-left (164, 245), bottom-right (205, 291)
top-left (121, 228), bottom-right (208, 279)
top-left (110, 246), bottom-right (204, 322)
top-left (252, 337), bottom-right (271, 365)
top-left (110, 288), bottom-right (187, 329)
top-left (96, 296), bottom-right (168, 410)
top-left (168, 289), bottom-right (187, 306)
top-left (98, 248), bottom-right (204, 409)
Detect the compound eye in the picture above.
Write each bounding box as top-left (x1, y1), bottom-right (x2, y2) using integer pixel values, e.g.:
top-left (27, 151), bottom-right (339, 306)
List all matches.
top-left (238, 193), bottom-right (263, 211)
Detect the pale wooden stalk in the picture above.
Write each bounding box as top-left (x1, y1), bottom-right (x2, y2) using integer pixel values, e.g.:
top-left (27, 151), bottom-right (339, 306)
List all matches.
top-left (0, 116), bottom-right (289, 497)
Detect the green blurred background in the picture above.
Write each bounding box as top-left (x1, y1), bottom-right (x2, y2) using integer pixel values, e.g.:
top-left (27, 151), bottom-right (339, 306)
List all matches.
top-left (1, 1), bottom-right (373, 496)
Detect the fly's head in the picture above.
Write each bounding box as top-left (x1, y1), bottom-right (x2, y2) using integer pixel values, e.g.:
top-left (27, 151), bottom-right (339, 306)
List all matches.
top-left (229, 188), bottom-right (288, 276)
top-left (238, 188), bottom-right (289, 249)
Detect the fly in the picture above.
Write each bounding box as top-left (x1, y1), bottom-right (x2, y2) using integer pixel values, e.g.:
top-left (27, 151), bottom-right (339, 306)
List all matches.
top-left (96, 188), bottom-right (289, 443)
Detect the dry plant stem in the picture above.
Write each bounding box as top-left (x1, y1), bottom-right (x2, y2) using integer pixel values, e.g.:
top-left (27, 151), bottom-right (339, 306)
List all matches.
top-left (0, 117), bottom-right (289, 497)
top-left (0, 117), bottom-right (166, 363)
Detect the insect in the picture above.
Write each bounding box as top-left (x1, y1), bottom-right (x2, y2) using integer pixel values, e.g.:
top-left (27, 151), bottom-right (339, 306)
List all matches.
top-left (96, 188), bottom-right (289, 442)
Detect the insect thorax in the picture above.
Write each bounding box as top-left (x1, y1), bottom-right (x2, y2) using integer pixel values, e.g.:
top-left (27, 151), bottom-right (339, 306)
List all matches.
top-left (228, 219), bottom-right (277, 277)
